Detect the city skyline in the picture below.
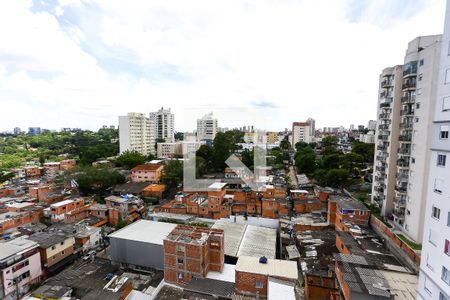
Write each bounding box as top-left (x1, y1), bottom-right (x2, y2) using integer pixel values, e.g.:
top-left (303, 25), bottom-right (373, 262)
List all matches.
top-left (0, 0), bottom-right (446, 132)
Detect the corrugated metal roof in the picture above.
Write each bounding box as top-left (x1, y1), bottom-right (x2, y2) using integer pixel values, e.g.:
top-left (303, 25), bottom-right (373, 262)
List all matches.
top-left (108, 220), bottom-right (176, 245)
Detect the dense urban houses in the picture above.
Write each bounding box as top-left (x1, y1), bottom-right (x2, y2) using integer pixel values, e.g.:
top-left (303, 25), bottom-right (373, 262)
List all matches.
top-left (118, 112), bottom-right (156, 155)
top-left (372, 35), bottom-right (443, 243)
top-left (197, 112), bottom-right (218, 142)
top-left (418, 3), bottom-right (450, 299)
top-left (150, 107), bottom-right (175, 143)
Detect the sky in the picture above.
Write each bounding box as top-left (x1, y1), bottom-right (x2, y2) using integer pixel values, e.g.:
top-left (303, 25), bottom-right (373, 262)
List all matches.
top-left (0, 0), bottom-right (446, 132)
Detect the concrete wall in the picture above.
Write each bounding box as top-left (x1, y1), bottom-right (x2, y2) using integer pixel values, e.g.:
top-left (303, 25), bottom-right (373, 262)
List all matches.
top-left (110, 237), bottom-right (165, 270)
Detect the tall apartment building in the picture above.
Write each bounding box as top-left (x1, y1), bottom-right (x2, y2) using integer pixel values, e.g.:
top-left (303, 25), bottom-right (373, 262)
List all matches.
top-left (372, 35), bottom-right (442, 243)
top-left (418, 2), bottom-right (450, 298)
top-left (307, 117), bottom-right (316, 137)
top-left (291, 122), bottom-right (312, 146)
top-left (119, 112), bottom-right (156, 155)
top-left (367, 120), bottom-right (377, 131)
top-left (197, 112), bottom-right (218, 142)
top-left (150, 107), bottom-right (174, 143)
top-left (372, 66), bottom-right (403, 216)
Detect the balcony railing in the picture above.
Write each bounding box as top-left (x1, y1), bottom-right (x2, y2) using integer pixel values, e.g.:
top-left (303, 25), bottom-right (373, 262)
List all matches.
top-left (401, 95), bottom-right (416, 104)
top-left (400, 109), bottom-right (414, 116)
top-left (398, 148), bottom-right (411, 156)
top-left (398, 135), bottom-right (412, 142)
top-left (400, 122), bottom-right (413, 130)
top-left (378, 124), bottom-right (390, 130)
top-left (379, 113), bottom-right (390, 119)
top-left (397, 159), bottom-right (410, 168)
top-left (381, 80), bottom-right (393, 88)
top-left (402, 80), bottom-right (416, 90)
top-left (376, 145), bottom-right (387, 151)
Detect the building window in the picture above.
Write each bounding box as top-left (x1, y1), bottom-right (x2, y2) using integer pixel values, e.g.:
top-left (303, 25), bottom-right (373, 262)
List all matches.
top-left (424, 277), bottom-right (433, 295)
top-left (51, 246), bottom-right (56, 250)
top-left (445, 240), bottom-right (450, 256)
top-left (440, 126), bottom-right (449, 139)
top-left (448, 212), bottom-right (450, 227)
top-left (446, 69), bottom-right (450, 84)
top-left (426, 254), bottom-right (434, 271)
top-left (411, 157), bottom-right (415, 164)
top-left (442, 267), bottom-right (450, 286)
top-left (429, 229), bottom-right (438, 246)
top-left (443, 96), bottom-right (450, 111)
top-left (438, 154), bottom-right (447, 166)
top-left (177, 258), bottom-right (184, 264)
top-left (178, 272), bottom-right (184, 280)
top-left (416, 102), bottom-right (421, 109)
top-left (418, 73), bottom-right (423, 81)
top-left (434, 179), bottom-right (444, 194)
top-left (419, 59), bottom-right (424, 66)
top-left (255, 281), bottom-right (263, 289)
top-left (440, 292), bottom-right (449, 300)
top-left (177, 245), bottom-right (185, 251)
top-left (415, 117), bottom-right (419, 123)
top-left (432, 206), bottom-right (441, 220)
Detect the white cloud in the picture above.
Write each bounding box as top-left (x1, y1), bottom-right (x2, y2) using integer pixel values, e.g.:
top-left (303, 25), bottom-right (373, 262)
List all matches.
top-left (0, 0), bottom-right (446, 132)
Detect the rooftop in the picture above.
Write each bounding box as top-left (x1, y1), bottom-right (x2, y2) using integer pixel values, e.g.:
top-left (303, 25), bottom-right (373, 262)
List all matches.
top-left (131, 164), bottom-right (163, 171)
top-left (183, 277), bottom-right (235, 299)
top-left (28, 231), bottom-right (70, 248)
top-left (212, 219), bottom-right (277, 259)
top-left (165, 225), bottom-right (223, 245)
top-left (330, 194), bottom-right (369, 211)
top-left (235, 256), bottom-right (298, 280)
top-left (108, 220), bottom-right (176, 245)
top-left (208, 182), bottom-right (227, 190)
top-left (50, 199), bottom-right (74, 208)
top-left (0, 236), bottom-right (39, 261)
top-left (113, 182), bottom-right (152, 194)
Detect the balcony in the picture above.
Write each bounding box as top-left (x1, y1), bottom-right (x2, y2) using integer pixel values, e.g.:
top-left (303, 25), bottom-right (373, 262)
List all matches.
top-left (399, 122), bottom-right (413, 130)
top-left (393, 208), bottom-right (406, 219)
top-left (376, 145), bottom-right (387, 151)
top-left (402, 80), bottom-right (416, 90)
top-left (379, 113), bottom-right (390, 119)
top-left (381, 80), bottom-right (393, 88)
top-left (375, 165), bottom-right (386, 172)
top-left (400, 109), bottom-right (414, 116)
top-left (401, 95), bottom-right (416, 104)
top-left (377, 135), bottom-right (389, 141)
top-left (395, 184), bottom-right (407, 193)
top-left (397, 159), bottom-right (410, 168)
top-left (378, 124), bottom-right (390, 130)
top-left (398, 135), bottom-right (412, 142)
top-left (398, 148), bottom-right (411, 156)
top-left (403, 61), bottom-right (418, 77)
top-left (394, 200), bottom-right (406, 208)
top-left (376, 155), bottom-right (387, 162)
top-left (396, 173), bottom-right (409, 183)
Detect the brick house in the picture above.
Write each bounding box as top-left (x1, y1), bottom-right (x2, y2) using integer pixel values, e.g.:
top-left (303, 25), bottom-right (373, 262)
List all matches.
top-left (163, 225), bottom-right (224, 286)
top-left (59, 159), bottom-right (76, 170)
top-left (234, 256), bottom-right (298, 298)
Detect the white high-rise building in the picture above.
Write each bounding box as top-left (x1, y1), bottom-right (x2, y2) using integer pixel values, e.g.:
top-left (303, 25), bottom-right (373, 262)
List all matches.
top-left (197, 112), bottom-right (218, 141)
top-left (418, 2), bottom-right (450, 298)
top-left (291, 122), bottom-right (312, 146)
top-left (119, 112), bottom-right (156, 155)
top-left (367, 120), bottom-right (377, 131)
top-left (372, 35), bottom-right (442, 243)
top-left (150, 107), bottom-right (174, 143)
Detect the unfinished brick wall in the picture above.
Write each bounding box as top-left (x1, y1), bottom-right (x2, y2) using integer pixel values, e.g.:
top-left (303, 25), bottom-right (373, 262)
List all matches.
top-left (235, 271), bottom-right (268, 298)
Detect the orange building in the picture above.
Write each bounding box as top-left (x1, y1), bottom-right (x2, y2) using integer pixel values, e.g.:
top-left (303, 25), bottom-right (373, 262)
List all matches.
top-left (0, 207), bottom-right (44, 234)
top-left (24, 166), bottom-right (41, 178)
top-left (131, 163), bottom-right (164, 183)
top-left (50, 198), bottom-right (87, 222)
top-left (59, 159), bottom-right (76, 170)
top-left (142, 184), bottom-right (166, 199)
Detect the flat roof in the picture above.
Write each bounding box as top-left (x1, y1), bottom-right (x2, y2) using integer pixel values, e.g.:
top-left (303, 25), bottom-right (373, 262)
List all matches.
top-left (268, 278), bottom-right (296, 300)
top-left (6, 202), bottom-right (35, 208)
top-left (237, 225), bottom-right (277, 259)
top-left (380, 270), bottom-right (418, 300)
top-left (208, 182), bottom-right (227, 190)
top-left (28, 232), bottom-right (69, 248)
top-left (206, 263), bottom-right (236, 283)
top-left (0, 237), bottom-right (38, 261)
top-left (235, 256), bottom-right (298, 280)
top-left (109, 220), bottom-right (177, 245)
top-left (212, 220), bottom-right (277, 259)
top-left (50, 199), bottom-right (74, 208)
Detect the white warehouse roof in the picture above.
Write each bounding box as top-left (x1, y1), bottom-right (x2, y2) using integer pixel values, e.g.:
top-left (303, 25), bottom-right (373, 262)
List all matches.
top-left (109, 220), bottom-right (176, 245)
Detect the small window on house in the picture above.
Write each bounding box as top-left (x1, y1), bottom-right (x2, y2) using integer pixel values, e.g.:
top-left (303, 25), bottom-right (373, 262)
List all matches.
top-left (419, 59), bottom-right (424, 66)
top-left (437, 154), bottom-right (447, 166)
top-left (411, 158), bottom-right (416, 164)
top-left (426, 254), bottom-right (434, 271)
top-left (442, 266), bottom-right (450, 286)
top-left (415, 117), bottom-right (419, 123)
top-left (429, 229), bottom-right (438, 246)
top-left (416, 102), bottom-right (421, 109)
top-left (255, 281), bottom-right (263, 289)
top-left (434, 179), bottom-right (444, 194)
top-left (432, 206), bottom-right (441, 220)
top-left (424, 277), bottom-right (433, 295)
top-left (177, 258), bottom-right (184, 264)
top-left (51, 246), bottom-right (56, 250)
top-left (418, 73), bottom-right (423, 81)
top-left (443, 96), bottom-right (450, 111)
top-left (440, 126), bottom-right (449, 139)
top-left (446, 69), bottom-right (450, 84)
top-left (61, 250), bottom-right (65, 255)
top-left (445, 240), bottom-right (450, 257)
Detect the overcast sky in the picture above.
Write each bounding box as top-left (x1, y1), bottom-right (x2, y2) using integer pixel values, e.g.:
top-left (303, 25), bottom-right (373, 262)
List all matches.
top-left (0, 0), bottom-right (446, 132)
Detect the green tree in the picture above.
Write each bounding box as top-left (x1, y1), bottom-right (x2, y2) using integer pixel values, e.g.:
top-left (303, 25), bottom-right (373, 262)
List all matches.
top-left (325, 169), bottom-right (349, 188)
top-left (212, 132), bottom-right (234, 170)
top-left (294, 146), bottom-right (316, 175)
top-left (352, 142), bottom-right (375, 163)
top-left (241, 149), bottom-right (254, 169)
top-left (71, 166), bottom-right (125, 197)
top-left (161, 160), bottom-right (183, 189)
top-left (320, 154), bottom-right (341, 170)
top-left (321, 136), bottom-right (339, 147)
top-left (116, 150), bottom-right (146, 169)
top-left (280, 139), bottom-right (291, 150)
